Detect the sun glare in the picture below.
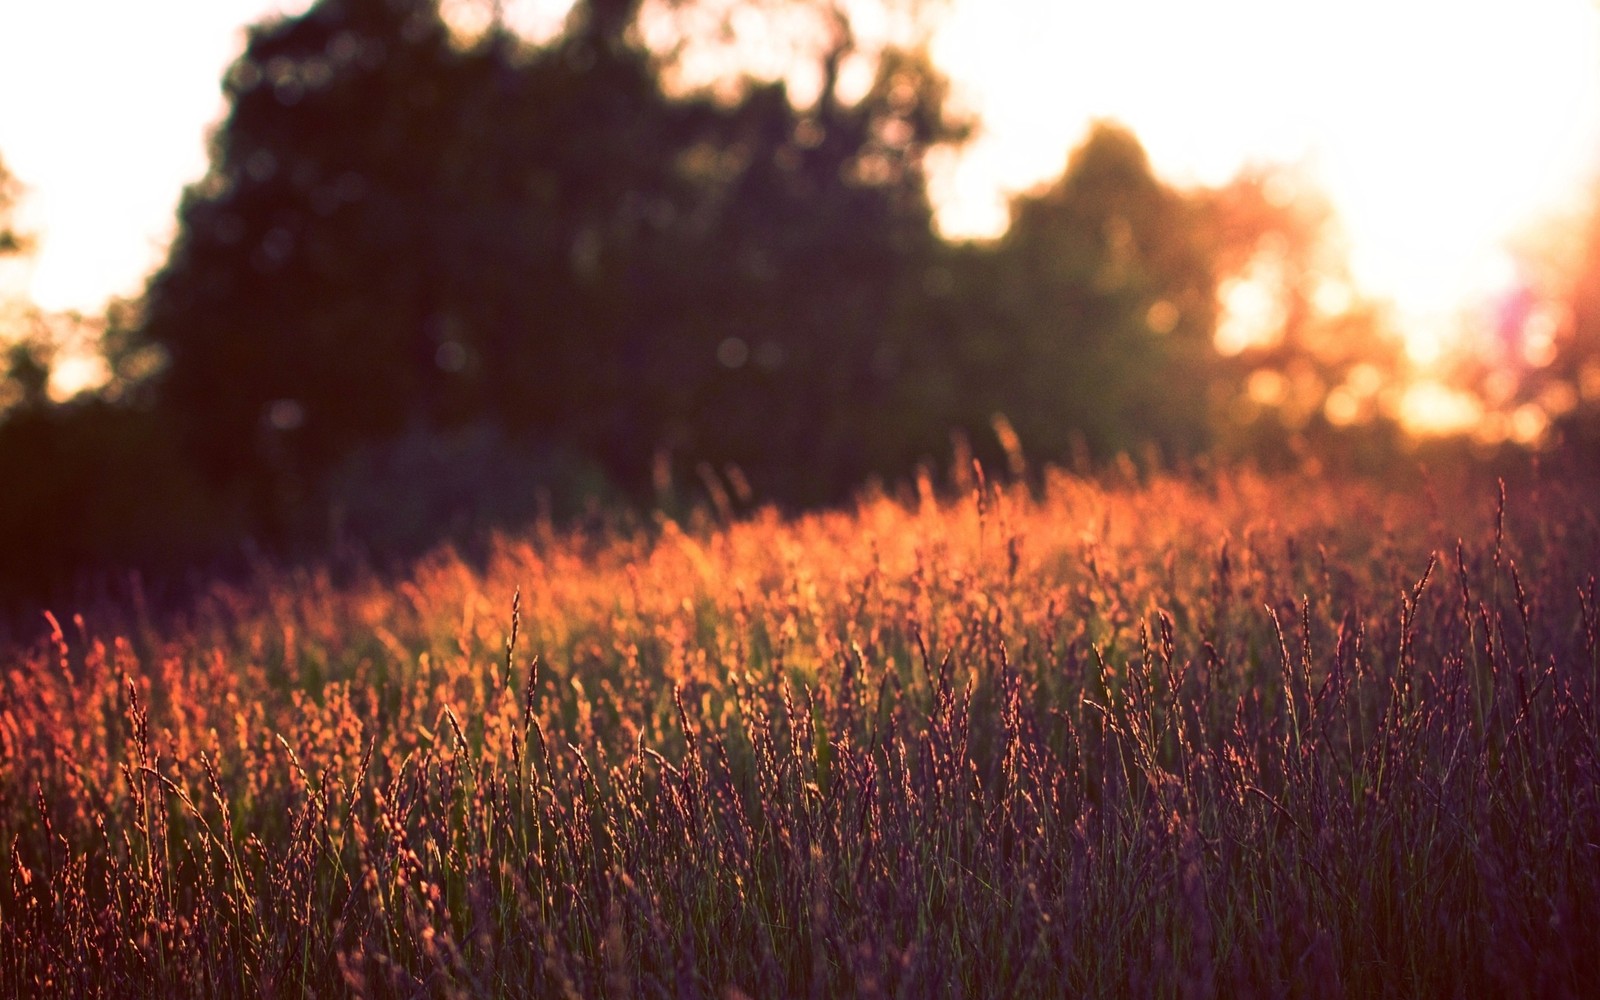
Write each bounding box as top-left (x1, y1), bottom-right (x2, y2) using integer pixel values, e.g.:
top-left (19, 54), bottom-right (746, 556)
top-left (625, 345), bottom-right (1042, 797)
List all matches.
top-left (1398, 380), bottom-right (1484, 437)
top-left (928, 0), bottom-right (1600, 369)
top-left (3, 0), bottom-right (1600, 416)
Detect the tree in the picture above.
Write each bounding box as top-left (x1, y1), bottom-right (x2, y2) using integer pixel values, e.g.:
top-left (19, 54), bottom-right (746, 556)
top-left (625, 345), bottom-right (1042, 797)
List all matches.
top-left (905, 123), bottom-right (1223, 467)
top-left (890, 124), bottom-right (1395, 475)
top-left (1483, 188), bottom-right (1600, 456)
top-left (0, 154), bottom-right (242, 604)
top-left (633, 33), bottom-right (969, 502)
top-left (0, 154), bottom-right (25, 257)
top-left (0, 154), bottom-right (53, 414)
top-left (1196, 167), bottom-right (1408, 465)
top-left (135, 0), bottom-right (971, 531)
top-left (140, 0), bottom-right (485, 489)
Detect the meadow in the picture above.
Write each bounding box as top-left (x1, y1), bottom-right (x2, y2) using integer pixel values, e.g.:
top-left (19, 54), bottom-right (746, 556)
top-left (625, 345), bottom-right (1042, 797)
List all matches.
top-left (2, 461), bottom-right (1597, 997)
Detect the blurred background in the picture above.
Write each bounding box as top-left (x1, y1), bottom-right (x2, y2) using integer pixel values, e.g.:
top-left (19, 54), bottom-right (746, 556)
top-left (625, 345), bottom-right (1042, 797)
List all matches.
top-left (3, 0), bottom-right (1600, 607)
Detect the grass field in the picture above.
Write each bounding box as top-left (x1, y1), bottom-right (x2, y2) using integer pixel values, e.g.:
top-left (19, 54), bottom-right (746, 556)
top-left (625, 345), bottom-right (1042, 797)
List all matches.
top-left (3, 462), bottom-right (1598, 997)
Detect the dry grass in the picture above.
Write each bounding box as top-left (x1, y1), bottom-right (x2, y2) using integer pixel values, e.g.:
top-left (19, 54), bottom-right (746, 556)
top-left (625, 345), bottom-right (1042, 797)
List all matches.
top-left (3, 464), bottom-right (1597, 997)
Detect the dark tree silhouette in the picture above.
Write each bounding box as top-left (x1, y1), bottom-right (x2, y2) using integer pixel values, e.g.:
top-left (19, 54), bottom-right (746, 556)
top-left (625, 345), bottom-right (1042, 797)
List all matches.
top-left (135, 0), bottom-right (971, 528)
top-left (2, 11), bottom-right (1442, 605)
top-left (895, 124), bottom-right (1226, 468)
top-left (635, 40), bottom-right (968, 503)
top-left (141, 0), bottom-right (484, 487)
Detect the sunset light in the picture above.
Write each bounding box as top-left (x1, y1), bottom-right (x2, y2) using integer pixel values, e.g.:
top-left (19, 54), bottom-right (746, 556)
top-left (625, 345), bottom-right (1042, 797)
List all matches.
top-left (6, 5), bottom-right (1600, 987)
top-left (3, 0), bottom-right (1600, 417)
top-left (4, 1), bottom-right (1598, 344)
top-left (927, 0), bottom-right (1600, 370)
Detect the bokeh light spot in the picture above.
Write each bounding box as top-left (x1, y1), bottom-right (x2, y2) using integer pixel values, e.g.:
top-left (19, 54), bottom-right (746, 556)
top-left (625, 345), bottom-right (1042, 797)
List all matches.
top-left (1399, 381), bottom-right (1482, 436)
top-left (265, 398), bottom-right (305, 431)
top-left (717, 336), bottom-right (749, 369)
top-left (1145, 299), bottom-right (1179, 335)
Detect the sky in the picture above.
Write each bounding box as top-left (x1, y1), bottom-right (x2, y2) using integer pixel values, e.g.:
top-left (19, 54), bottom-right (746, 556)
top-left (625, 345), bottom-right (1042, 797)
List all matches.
top-left (3, 0), bottom-right (1600, 369)
top-left (926, 0), bottom-right (1600, 363)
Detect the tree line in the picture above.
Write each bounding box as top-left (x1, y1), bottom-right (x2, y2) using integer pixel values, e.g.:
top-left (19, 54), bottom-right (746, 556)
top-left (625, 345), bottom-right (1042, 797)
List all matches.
top-left (8, 0), bottom-right (1589, 608)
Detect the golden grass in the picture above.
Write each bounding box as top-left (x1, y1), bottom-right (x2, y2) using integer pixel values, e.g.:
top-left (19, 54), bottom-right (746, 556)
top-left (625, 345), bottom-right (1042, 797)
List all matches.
top-left (3, 464), bottom-right (1597, 996)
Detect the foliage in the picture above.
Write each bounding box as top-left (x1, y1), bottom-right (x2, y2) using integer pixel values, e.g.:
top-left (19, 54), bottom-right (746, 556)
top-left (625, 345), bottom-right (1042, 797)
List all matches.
top-left (134, 0), bottom-right (971, 523)
top-left (1511, 188), bottom-right (1600, 451)
top-left (140, 0), bottom-right (519, 488)
top-left (1, 154), bottom-right (49, 412)
top-left (0, 399), bottom-right (241, 609)
top-left (3, 463), bottom-right (1597, 995)
top-left (0, 1), bottom-right (1421, 607)
top-left (0, 153), bottom-right (27, 258)
top-left (1204, 168), bottom-right (1398, 442)
top-left (897, 124), bottom-right (1231, 467)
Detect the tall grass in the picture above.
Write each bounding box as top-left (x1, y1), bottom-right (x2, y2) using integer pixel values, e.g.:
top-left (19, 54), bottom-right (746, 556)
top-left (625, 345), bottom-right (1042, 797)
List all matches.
top-left (3, 465), bottom-right (1597, 997)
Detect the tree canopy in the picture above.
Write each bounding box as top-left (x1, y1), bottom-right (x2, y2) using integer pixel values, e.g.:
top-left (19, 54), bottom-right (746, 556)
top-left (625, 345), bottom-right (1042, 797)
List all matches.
top-left (137, 0), bottom-right (973, 522)
top-left (0, 0), bottom-right (1418, 605)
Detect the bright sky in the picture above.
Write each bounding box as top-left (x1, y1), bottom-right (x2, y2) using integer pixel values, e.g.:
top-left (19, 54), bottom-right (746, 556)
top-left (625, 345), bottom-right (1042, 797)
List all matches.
top-left (929, 0), bottom-right (1600, 363)
top-left (3, 0), bottom-right (1599, 368)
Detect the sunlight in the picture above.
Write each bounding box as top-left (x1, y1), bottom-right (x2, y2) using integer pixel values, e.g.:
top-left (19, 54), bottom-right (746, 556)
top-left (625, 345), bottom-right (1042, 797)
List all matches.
top-left (1215, 248), bottom-right (1290, 356)
top-left (928, 0), bottom-right (1600, 367)
top-left (441, 0), bottom-right (575, 44)
top-left (1398, 380), bottom-right (1484, 437)
top-left (48, 353), bottom-right (109, 402)
top-left (3, 0), bottom-right (1599, 410)
top-left (1324, 362), bottom-right (1385, 427)
top-left (0, 0), bottom-right (312, 313)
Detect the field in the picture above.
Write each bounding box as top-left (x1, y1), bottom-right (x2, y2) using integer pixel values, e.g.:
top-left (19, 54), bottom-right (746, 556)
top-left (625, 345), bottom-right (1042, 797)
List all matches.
top-left (3, 463), bottom-right (1598, 997)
